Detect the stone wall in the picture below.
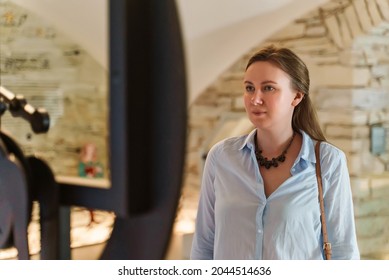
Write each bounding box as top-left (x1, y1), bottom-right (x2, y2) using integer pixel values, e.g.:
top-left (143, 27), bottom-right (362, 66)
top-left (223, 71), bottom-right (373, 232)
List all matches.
top-left (180, 0), bottom-right (389, 259)
top-left (0, 1), bottom-right (108, 177)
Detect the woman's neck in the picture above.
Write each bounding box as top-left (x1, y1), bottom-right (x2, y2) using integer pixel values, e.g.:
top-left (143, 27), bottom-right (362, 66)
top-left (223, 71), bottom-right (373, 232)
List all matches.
top-left (256, 127), bottom-right (295, 156)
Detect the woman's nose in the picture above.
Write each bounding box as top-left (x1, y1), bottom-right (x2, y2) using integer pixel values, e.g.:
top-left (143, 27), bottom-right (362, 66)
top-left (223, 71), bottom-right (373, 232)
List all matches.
top-left (250, 91), bottom-right (263, 106)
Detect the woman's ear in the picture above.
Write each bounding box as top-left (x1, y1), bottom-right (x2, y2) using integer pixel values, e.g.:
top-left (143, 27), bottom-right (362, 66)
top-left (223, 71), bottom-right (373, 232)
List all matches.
top-left (292, 92), bottom-right (304, 107)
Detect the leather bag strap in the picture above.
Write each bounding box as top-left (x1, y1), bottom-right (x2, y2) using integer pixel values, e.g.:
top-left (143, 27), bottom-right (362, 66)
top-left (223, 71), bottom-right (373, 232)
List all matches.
top-left (315, 141), bottom-right (332, 260)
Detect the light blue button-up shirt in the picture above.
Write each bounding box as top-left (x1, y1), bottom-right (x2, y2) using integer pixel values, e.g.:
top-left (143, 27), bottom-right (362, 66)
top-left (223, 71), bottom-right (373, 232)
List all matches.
top-left (190, 129), bottom-right (360, 260)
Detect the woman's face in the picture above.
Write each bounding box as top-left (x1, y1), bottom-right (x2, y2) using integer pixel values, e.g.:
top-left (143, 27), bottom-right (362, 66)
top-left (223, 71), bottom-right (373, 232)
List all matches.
top-left (243, 61), bottom-right (302, 130)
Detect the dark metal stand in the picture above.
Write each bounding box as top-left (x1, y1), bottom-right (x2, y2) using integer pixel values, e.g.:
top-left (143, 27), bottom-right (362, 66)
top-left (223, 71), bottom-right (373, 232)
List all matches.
top-left (27, 156), bottom-right (60, 259)
top-left (0, 86), bottom-right (55, 259)
top-left (0, 132), bottom-right (60, 259)
top-left (0, 134), bottom-right (30, 259)
top-left (0, 0), bottom-right (187, 260)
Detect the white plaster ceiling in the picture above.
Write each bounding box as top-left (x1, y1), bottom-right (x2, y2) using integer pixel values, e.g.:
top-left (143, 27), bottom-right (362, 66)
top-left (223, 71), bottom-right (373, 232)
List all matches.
top-left (176, 0), bottom-right (295, 40)
top-left (10, 0), bottom-right (329, 104)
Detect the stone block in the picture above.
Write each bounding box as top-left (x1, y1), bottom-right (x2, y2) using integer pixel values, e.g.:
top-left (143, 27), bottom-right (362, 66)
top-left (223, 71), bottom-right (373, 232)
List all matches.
top-left (353, 0), bottom-right (374, 32)
top-left (380, 77), bottom-right (389, 87)
top-left (281, 37), bottom-right (334, 54)
top-left (320, 0), bottom-right (349, 10)
top-left (370, 175), bottom-right (389, 198)
top-left (353, 89), bottom-right (389, 109)
top-left (188, 117), bottom-right (215, 129)
top-left (344, 5), bottom-right (364, 38)
top-left (305, 25), bottom-right (326, 37)
top-left (315, 88), bottom-right (352, 109)
top-left (370, 25), bottom-right (389, 36)
top-left (325, 124), bottom-right (369, 139)
top-left (348, 153), bottom-right (386, 176)
top-left (376, 0), bottom-right (389, 21)
top-left (190, 105), bottom-right (229, 120)
top-left (355, 216), bottom-right (387, 238)
top-left (362, 46), bottom-right (379, 65)
top-left (371, 65), bottom-right (389, 78)
top-left (316, 87), bottom-right (389, 110)
top-left (233, 96), bottom-right (245, 110)
top-left (216, 79), bottom-right (244, 96)
top-left (347, 155), bottom-right (361, 176)
top-left (350, 176), bottom-right (371, 198)
top-left (325, 125), bottom-right (352, 138)
top-left (338, 13), bottom-right (353, 46)
top-left (354, 195), bottom-right (389, 217)
top-left (317, 109), bottom-right (368, 125)
top-left (310, 54), bottom-right (339, 65)
top-left (355, 214), bottom-right (389, 257)
top-left (355, 34), bottom-right (389, 47)
top-left (182, 173), bottom-right (201, 191)
top-left (312, 65), bottom-right (370, 88)
top-left (324, 14), bottom-right (343, 49)
top-left (185, 151), bottom-right (202, 175)
top-left (339, 49), bottom-right (366, 66)
top-left (188, 129), bottom-right (203, 150)
top-left (328, 138), bottom-right (364, 153)
top-left (368, 110), bottom-right (389, 124)
top-left (367, 0), bottom-right (384, 26)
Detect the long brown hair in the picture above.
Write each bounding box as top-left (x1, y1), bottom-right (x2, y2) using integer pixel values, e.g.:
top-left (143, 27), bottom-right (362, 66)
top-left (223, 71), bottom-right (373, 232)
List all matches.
top-left (246, 45), bottom-right (326, 141)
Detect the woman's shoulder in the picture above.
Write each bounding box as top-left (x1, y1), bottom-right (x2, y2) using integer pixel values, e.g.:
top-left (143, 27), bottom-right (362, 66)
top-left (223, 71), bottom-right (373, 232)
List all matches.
top-left (212, 134), bottom-right (249, 150)
top-left (319, 141), bottom-right (346, 160)
top-left (207, 134), bottom-right (250, 157)
top-left (316, 140), bottom-right (348, 177)
top-left (301, 131), bottom-right (346, 162)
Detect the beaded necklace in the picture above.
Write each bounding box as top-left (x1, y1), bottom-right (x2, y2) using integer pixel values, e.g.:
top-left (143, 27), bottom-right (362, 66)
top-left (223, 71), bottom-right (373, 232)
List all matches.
top-left (254, 131), bottom-right (295, 169)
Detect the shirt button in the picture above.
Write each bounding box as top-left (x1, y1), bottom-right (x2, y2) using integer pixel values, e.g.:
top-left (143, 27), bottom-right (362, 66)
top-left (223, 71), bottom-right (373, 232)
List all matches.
top-left (257, 229), bottom-right (263, 234)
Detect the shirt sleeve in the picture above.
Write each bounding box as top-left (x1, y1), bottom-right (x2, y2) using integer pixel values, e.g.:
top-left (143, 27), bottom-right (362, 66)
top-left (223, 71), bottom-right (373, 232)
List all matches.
top-left (190, 145), bottom-right (218, 260)
top-left (321, 144), bottom-right (360, 260)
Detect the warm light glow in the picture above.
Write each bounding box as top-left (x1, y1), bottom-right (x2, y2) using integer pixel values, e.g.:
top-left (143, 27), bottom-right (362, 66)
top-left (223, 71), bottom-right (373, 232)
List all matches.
top-left (174, 219), bottom-right (195, 234)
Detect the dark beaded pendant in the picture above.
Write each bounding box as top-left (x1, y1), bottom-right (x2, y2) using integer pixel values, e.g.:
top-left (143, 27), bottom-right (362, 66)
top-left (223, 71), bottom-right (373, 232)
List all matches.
top-left (254, 132), bottom-right (295, 169)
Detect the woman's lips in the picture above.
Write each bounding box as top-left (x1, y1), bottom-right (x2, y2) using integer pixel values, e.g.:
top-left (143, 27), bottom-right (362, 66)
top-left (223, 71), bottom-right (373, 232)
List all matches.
top-left (252, 110), bottom-right (266, 116)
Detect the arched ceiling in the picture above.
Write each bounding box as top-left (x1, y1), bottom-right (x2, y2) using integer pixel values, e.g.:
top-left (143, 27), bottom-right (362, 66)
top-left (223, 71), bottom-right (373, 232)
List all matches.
top-left (10, 0), bottom-right (329, 104)
top-left (177, 0), bottom-right (329, 103)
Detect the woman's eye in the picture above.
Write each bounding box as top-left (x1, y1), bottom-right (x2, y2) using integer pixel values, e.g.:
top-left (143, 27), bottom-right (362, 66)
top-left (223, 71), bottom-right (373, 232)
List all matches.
top-left (245, 85), bottom-right (255, 92)
top-left (263, 85), bottom-right (275, 92)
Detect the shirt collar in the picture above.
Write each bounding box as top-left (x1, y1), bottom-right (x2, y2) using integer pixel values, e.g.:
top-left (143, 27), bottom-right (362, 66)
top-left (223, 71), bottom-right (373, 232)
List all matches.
top-left (239, 129), bottom-right (316, 164)
top-left (239, 129), bottom-right (257, 151)
top-left (299, 130), bottom-right (316, 164)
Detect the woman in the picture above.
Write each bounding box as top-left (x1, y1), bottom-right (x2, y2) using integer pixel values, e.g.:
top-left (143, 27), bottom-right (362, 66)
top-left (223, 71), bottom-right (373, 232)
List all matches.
top-left (190, 45), bottom-right (360, 260)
